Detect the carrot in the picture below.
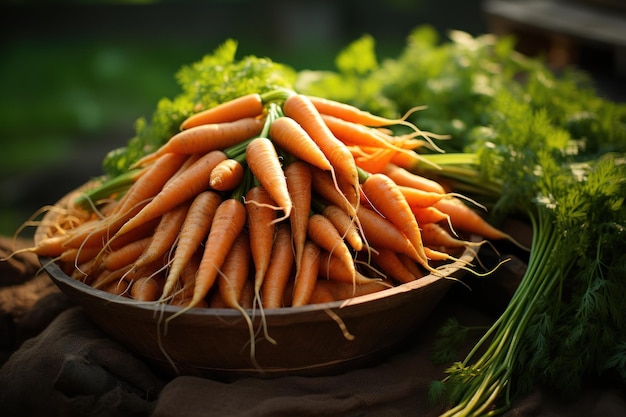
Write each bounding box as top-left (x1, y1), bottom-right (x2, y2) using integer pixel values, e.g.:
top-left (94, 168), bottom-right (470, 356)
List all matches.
top-left (261, 224), bottom-right (295, 309)
top-left (182, 198), bottom-right (247, 310)
top-left (307, 213), bottom-right (355, 280)
top-left (103, 236), bottom-right (153, 272)
top-left (180, 93), bottom-right (264, 130)
top-left (318, 250), bottom-right (380, 286)
top-left (161, 191), bottom-right (222, 301)
top-left (116, 152), bottom-right (189, 215)
top-left (411, 206), bottom-right (451, 226)
top-left (244, 186), bottom-right (276, 298)
top-left (371, 248), bottom-right (420, 284)
top-left (433, 197), bottom-right (513, 242)
top-left (127, 201), bottom-right (190, 276)
top-left (420, 222), bottom-right (478, 249)
top-left (310, 166), bottom-right (358, 217)
top-left (321, 204), bottom-right (363, 251)
top-left (2, 234), bottom-right (69, 260)
top-left (217, 231), bottom-right (251, 310)
top-left (170, 252), bottom-right (201, 305)
top-left (209, 158), bottom-right (244, 191)
top-left (245, 137), bottom-right (292, 222)
top-left (360, 173), bottom-right (431, 270)
top-left (282, 94), bottom-right (360, 208)
top-left (136, 117), bottom-right (264, 166)
top-left (356, 205), bottom-right (420, 260)
top-left (268, 116), bottom-right (333, 172)
top-left (382, 162), bottom-right (446, 194)
top-left (308, 279), bottom-right (388, 304)
top-left (291, 240), bottom-right (321, 307)
top-left (58, 245), bottom-right (102, 265)
top-left (113, 150), bottom-right (227, 239)
top-left (307, 95), bottom-right (424, 128)
top-left (101, 278), bottom-right (130, 296)
top-left (130, 276), bottom-right (163, 302)
top-left (284, 161), bottom-right (312, 275)
top-left (354, 147), bottom-right (399, 174)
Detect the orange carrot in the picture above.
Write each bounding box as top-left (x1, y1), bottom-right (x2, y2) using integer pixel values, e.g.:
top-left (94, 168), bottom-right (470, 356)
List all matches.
top-left (356, 205), bottom-right (420, 260)
top-left (284, 161), bottom-right (312, 275)
top-left (371, 248), bottom-right (420, 284)
top-left (129, 201), bottom-right (190, 275)
top-left (103, 236), bottom-right (152, 272)
top-left (209, 158), bottom-right (244, 191)
top-left (185, 198), bottom-right (247, 309)
top-left (361, 173), bottom-right (430, 269)
top-left (137, 117), bottom-right (264, 166)
top-left (130, 276), bottom-right (163, 302)
top-left (170, 252), bottom-right (202, 305)
top-left (3, 234), bottom-right (69, 260)
top-left (245, 137), bottom-right (292, 222)
top-left (307, 213), bottom-right (355, 280)
top-left (268, 116), bottom-right (333, 172)
top-left (354, 147), bottom-right (398, 174)
top-left (308, 279), bottom-right (387, 304)
top-left (282, 94), bottom-right (360, 206)
top-left (321, 204), bottom-right (363, 251)
top-left (161, 191), bottom-right (223, 300)
top-left (433, 197), bottom-right (511, 241)
top-left (411, 206), bottom-right (450, 226)
top-left (114, 150), bottom-right (227, 239)
top-left (310, 166), bottom-right (358, 217)
top-left (244, 186), bottom-right (276, 297)
top-left (318, 250), bottom-right (379, 286)
top-left (398, 185), bottom-right (456, 208)
top-left (291, 240), bottom-right (321, 307)
top-left (382, 163), bottom-right (446, 194)
top-left (420, 222), bottom-right (476, 248)
top-left (261, 223), bottom-right (295, 309)
top-left (218, 231), bottom-right (251, 310)
top-left (180, 93), bottom-right (264, 130)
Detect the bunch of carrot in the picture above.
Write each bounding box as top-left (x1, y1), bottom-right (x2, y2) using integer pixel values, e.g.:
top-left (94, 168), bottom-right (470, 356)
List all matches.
top-left (13, 88), bottom-right (513, 314)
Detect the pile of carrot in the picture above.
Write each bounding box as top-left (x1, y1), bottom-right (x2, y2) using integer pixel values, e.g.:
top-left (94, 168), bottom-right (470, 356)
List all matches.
top-left (12, 88), bottom-right (514, 313)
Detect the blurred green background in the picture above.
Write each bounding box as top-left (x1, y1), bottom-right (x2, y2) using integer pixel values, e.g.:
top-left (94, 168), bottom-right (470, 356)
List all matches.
top-left (1, 0), bottom-right (491, 236)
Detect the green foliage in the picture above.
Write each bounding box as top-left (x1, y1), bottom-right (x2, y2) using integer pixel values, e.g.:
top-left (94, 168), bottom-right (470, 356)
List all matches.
top-left (102, 39), bottom-right (296, 176)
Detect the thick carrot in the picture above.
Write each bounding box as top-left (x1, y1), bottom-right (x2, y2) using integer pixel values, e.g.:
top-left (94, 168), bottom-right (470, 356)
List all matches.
top-left (209, 158), bottom-right (244, 191)
top-left (136, 117), bottom-right (264, 166)
top-left (103, 236), bottom-right (152, 272)
top-left (170, 252), bottom-right (202, 305)
top-left (185, 198), bottom-right (247, 309)
top-left (308, 279), bottom-right (387, 304)
top-left (282, 94), bottom-right (360, 207)
top-left (284, 161), bottom-right (312, 275)
top-left (218, 231), bottom-right (251, 310)
top-left (291, 240), bottom-right (321, 307)
top-left (130, 276), bottom-right (164, 302)
top-left (114, 150), bottom-right (227, 239)
top-left (261, 223), bottom-right (295, 309)
top-left (180, 93), bottom-right (264, 130)
top-left (307, 213), bottom-right (355, 280)
top-left (321, 204), bottom-right (363, 251)
top-left (411, 206), bottom-right (450, 226)
top-left (354, 148), bottom-right (398, 174)
top-left (268, 116), bottom-right (333, 172)
top-left (161, 191), bottom-right (223, 300)
top-left (3, 234), bottom-right (69, 260)
top-left (244, 186), bottom-right (276, 296)
top-left (420, 222), bottom-right (476, 248)
top-left (245, 137), bottom-right (292, 222)
top-left (310, 166), bottom-right (358, 217)
top-left (361, 173), bottom-right (431, 270)
top-left (382, 163), bottom-right (447, 194)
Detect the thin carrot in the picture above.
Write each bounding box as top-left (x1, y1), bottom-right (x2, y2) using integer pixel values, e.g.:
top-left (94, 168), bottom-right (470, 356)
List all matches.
top-left (307, 213), bottom-right (355, 280)
top-left (282, 93), bottom-right (360, 208)
top-left (321, 204), bottom-right (363, 251)
top-left (161, 191), bottom-right (222, 301)
top-left (261, 223), bottom-right (295, 309)
top-left (382, 162), bottom-right (446, 194)
top-left (245, 137), bottom-right (292, 222)
top-left (433, 197), bottom-right (515, 242)
top-left (371, 248), bottom-right (420, 284)
top-left (177, 198), bottom-right (247, 312)
top-left (136, 117), bottom-right (264, 166)
top-left (2, 234), bottom-right (69, 260)
top-left (411, 206), bottom-right (451, 226)
top-left (113, 150), bottom-right (227, 239)
top-left (180, 93), bottom-right (264, 130)
top-left (209, 158), bottom-right (244, 191)
top-left (103, 236), bottom-right (152, 272)
top-left (170, 252), bottom-right (201, 305)
top-left (420, 222), bottom-right (479, 249)
top-left (354, 147), bottom-right (398, 174)
top-left (268, 116), bottom-right (333, 172)
top-left (318, 250), bottom-right (380, 286)
top-left (284, 161), bottom-right (312, 275)
top-left (244, 186), bottom-right (276, 298)
top-left (217, 231), bottom-right (251, 310)
top-left (356, 205), bottom-right (420, 260)
top-left (291, 240), bottom-right (321, 307)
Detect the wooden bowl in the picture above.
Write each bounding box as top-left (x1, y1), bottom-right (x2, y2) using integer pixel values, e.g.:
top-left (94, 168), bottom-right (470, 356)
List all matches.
top-left (36, 186), bottom-right (478, 380)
